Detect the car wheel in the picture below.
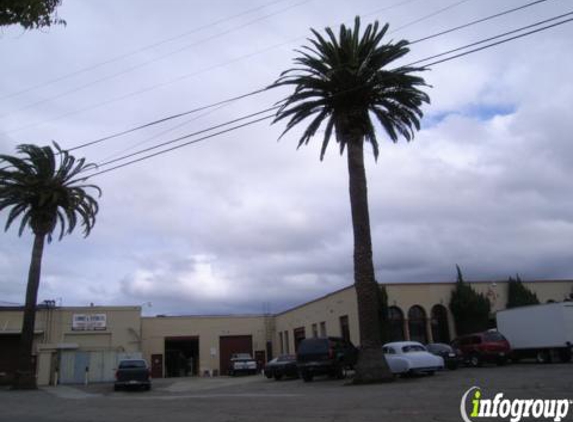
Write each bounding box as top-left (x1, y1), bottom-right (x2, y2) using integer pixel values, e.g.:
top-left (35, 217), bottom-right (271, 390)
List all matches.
top-left (302, 372), bottom-right (313, 382)
top-left (114, 385), bottom-right (120, 392)
top-left (427, 371), bottom-right (435, 376)
top-left (144, 384), bottom-right (151, 391)
top-left (274, 373), bottom-right (283, 381)
top-left (469, 354), bottom-right (482, 368)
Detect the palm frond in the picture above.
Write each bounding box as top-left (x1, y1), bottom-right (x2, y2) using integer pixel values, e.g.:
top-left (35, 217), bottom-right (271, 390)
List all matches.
top-left (268, 16), bottom-right (430, 159)
top-left (0, 142), bottom-right (101, 241)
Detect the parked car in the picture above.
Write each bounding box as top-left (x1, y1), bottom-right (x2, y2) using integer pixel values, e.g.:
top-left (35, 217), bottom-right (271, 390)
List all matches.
top-left (452, 330), bottom-right (511, 367)
top-left (264, 354), bottom-right (298, 380)
top-left (114, 359), bottom-right (151, 391)
top-left (426, 343), bottom-right (462, 370)
top-left (228, 353), bottom-right (257, 376)
top-left (297, 337), bottom-right (358, 382)
top-left (382, 341), bottom-right (444, 375)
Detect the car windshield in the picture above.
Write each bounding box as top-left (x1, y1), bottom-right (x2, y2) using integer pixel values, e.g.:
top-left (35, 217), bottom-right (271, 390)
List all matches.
top-left (232, 354), bottom-right (252, 360)
top-left (277, 355), bottom-right (295, 362)
top-left (484, 332), bottom-right (506, 342)
top-left (428, 344), bottom-right (452, 353)
top-left (402, 345), bottom-right (426, 353)
top-left (297, 339), bottom-right (329, 354)
top-left (118, 360), bottom-right (146, 369)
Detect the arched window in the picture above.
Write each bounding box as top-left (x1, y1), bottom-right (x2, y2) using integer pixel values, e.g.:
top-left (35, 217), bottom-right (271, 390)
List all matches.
top-left (388, 306), bottom-right (405, 341)
top-left (408, 305), bottom-right (428, 344)
top-left (431, 304), bottom-right (450, 343)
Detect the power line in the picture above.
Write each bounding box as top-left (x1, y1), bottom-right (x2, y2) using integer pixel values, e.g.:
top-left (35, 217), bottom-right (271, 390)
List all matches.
top-left (0, 0), bottom-right (448, 136)
top-left (97, 102), bottom-right (232, 164)
top-left (0, 0), bottom-right (294, 102)
top-left (410, 0), bottom-right (550, 45)
top-left (84, 15), bottom-right (573, 179)
top-left (95, 107), bottom-right (278, 169)
top-left (0, 0), bottom-right (313, 120)
top-left (87, 114), bottom-right (275, 178)
top-left (421, 15), bottom-right (573, 67)
top-left (67, 88), bottom-right (267, 152)
top-left (409, 11), bottom-right (573, 66)
top-left (389, 0), bottom-right (474, 34)
top-left (59, 1), bottom-right (561, 155)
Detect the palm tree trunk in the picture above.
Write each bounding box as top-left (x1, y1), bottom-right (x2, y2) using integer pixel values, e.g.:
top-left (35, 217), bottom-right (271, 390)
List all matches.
top-left (13, 233), bottom-right (46, 389)
top-left (346, 138), bottom-right (393, 384)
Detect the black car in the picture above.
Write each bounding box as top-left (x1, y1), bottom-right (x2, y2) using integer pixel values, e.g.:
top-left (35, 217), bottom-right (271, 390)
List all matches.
top-left (296, 337), bottom-right (358, 382)
top-left (264, 354), bottom-right (298, 380)
top-left (114, 359), bottom-right (151, 391)
top-left (426, 343), bottom-right (462, 370)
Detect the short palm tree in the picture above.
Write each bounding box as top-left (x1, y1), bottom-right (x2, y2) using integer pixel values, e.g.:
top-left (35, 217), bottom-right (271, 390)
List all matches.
top-left (270, 17), bottom-right (430, 383)
top-left (0, 143), bottom-right (101, 389)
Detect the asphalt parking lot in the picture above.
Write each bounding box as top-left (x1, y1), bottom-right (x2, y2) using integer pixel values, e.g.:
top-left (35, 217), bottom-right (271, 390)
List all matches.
top-left (1, 363), bottom-right (572, 422)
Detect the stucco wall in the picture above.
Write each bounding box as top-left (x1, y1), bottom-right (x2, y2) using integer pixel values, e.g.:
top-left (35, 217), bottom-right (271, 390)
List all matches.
top-left (141, 315), bottom-right (268, 376)
top-left (274, 286), bottom-right (360, 353)
top-left (0, 306), bottom-right (142, 352)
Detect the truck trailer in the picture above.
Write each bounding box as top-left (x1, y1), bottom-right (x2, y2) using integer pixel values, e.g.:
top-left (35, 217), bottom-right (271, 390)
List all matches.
top-left (496, 302), bottom-right (573, 363)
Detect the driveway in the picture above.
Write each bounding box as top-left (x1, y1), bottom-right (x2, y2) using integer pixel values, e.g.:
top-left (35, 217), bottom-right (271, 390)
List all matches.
top-left (1, 363), bottom-right (572, 421)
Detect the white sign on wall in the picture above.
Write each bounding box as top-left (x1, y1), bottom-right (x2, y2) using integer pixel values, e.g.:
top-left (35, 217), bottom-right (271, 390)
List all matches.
top-left (72, 314), bottom-right (107, 331)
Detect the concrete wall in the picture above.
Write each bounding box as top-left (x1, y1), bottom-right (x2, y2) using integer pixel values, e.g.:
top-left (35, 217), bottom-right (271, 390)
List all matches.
top-left (2, 279), bottom-right (571, 383)
top-left (273, 280), bottom-right (573, 350)
top-left (0, 306), bottom-right (141, 385)
top-left (274, 286), bottom-right (360, 354)
top-left (141, 315), bottom-right (268, 376)
top-left (0, 306), bottom-right (141, 352)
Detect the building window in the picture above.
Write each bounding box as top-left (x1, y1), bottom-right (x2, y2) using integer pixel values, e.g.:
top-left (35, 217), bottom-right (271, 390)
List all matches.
top-left (388, 306), bottom-right (405, 341)
top-left (319, 321), bottom-right (327, 337)
top-left (293, 327), bottom-right (306, 352)
top-left (284, 331), bottom-right (290, 354)
top-left (279, 332), bottom-right (284, 354)
top-left (312, 323), bottom-right (318, 338)
top-left (339, 315), bottom-right (350, 342)
top-left (430, 304), bottom-right (450, 343)
top-left (408, 305), bottom-right (428, 344)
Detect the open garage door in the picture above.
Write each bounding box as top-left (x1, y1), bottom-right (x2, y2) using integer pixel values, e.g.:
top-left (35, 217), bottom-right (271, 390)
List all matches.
top-left (165, 337), bottom-right (199, 377)
top-left (0, 334), bottom-right (20, 385)
top-left (219, 335), bottom-right (252, 376)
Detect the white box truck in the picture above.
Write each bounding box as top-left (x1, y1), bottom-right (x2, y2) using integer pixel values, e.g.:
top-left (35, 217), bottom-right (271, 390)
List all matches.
top-left (496, 302), bottom-right (573, 363)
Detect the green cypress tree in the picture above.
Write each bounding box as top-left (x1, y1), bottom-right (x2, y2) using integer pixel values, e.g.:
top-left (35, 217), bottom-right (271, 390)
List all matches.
top-left (506, 274), bottom-right (540, 308)
top-left (449, 265), bottom-right (491, 336)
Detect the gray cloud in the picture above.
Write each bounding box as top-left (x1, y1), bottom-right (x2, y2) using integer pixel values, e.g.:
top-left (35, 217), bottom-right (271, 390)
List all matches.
top-left (1, 0), bottom-right (572, 314)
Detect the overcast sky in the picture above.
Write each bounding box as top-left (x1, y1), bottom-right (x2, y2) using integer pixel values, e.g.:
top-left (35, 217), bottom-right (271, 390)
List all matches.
top-left (0, 0), bottom-right (572, 315)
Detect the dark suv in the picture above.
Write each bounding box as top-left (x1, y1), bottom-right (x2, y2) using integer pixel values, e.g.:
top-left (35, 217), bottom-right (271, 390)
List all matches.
top-left (296, 337), bottom-right (358, 382)
top-left (452, 330), bottom-right (511, 367)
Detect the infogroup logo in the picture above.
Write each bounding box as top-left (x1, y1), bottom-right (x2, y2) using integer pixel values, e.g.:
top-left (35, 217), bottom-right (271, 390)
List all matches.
top-left (460, 386), bottom-right (572, 422)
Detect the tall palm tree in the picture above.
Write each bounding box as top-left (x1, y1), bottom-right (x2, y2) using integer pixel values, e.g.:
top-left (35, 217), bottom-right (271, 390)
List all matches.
top-left (0, 143), bottom-right (101, 389)
top-left (270, 17), bottom-right (430, 383)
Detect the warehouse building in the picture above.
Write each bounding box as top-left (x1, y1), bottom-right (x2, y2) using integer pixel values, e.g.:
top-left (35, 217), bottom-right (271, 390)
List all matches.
top-left (1, 279), bottom-right (572, 385)
top-left (0, 304), bottom-right (141, 385)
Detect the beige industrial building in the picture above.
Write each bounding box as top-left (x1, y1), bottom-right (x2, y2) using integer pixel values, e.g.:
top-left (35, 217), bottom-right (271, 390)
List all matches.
top-left (1, 279), bottom-right (572, 385)
top-left (0, 305), bottom-right (141, 385)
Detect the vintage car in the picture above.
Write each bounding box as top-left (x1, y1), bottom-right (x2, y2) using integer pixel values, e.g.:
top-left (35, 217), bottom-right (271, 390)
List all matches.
top-left (382, 341), bottom-right (445, 375)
